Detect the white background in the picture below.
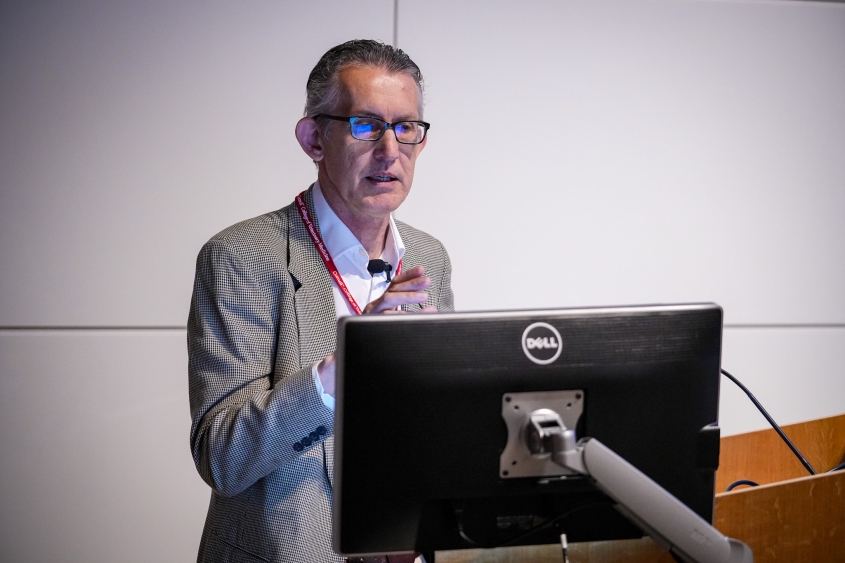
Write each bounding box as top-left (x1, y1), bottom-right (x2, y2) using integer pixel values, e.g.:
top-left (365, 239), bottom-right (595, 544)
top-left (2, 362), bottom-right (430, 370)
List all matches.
top-left (1, 1), bottom-right (843, 561)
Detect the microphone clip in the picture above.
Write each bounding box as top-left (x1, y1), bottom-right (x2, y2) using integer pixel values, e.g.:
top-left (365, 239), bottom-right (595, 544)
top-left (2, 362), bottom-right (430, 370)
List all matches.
top-left (367, 259), bottom-right (393, 282)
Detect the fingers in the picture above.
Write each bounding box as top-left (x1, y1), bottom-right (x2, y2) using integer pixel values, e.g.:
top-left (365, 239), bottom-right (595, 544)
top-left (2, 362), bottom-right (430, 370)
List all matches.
top-left (387, 266), bottom-right (431, 293)
top-left (389, 265), bottom-right (426, 285)
top-left (363, 289), bottom-right (427, 314)
top-left (362, 265), bottom-right (437, 315)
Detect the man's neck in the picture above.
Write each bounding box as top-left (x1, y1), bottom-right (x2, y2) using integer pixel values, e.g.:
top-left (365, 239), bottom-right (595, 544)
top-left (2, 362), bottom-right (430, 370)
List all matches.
top-left (317, 182), bottom-right (390, 260)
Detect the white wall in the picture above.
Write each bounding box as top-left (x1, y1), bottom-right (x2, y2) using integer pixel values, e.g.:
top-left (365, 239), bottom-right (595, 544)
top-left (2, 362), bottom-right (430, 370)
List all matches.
top-left (0, 330), bottom-right (203, 563)
top-left (400, 0), bottom-right (845, 322)
top-left (0, 2), bottom-right (393, 562)
top-left (396, 0), bottom-right (845, 432)
top-left (1, 1), bottom-right (843, 561)
top-left (0, 0), bottom-right (393, 326)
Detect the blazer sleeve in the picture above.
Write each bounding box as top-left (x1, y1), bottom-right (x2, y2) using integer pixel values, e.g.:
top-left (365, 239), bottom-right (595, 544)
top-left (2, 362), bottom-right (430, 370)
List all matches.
top-left (436, 242), bottom-right (455, 313)
top-left (187, 237), bottom-right (333, 497)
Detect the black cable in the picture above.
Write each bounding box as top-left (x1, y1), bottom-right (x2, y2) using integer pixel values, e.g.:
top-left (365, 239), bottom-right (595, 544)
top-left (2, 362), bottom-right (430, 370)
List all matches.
top-left (455, 501), bottom-right (609, 549)
top-left (499, 501), bottom-right (609, 548)
top-left (721, 369), bottom-right (816, 475)
top-left (725, 479), bottom-right (759, 492)
top-left (454, 509), bottom-right (481, 547)
top-left (828, 461), bottom-right (845, 473)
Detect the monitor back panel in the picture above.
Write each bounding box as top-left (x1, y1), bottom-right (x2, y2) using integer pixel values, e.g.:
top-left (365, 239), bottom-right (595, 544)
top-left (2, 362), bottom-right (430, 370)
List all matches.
top-left (333, 304), bottom-right (722, 554)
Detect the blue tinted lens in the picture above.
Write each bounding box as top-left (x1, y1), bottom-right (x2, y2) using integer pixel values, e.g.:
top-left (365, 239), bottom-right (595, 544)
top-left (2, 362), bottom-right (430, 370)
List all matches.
top-left (350, 118), bottom-right (382, 139)
top-left (394, 122), bottom-right (411, 137)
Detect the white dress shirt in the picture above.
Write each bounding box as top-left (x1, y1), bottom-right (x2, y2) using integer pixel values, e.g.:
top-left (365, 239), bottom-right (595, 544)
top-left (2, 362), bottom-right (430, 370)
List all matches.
top-left (310, 181), bottom-right (405, 411)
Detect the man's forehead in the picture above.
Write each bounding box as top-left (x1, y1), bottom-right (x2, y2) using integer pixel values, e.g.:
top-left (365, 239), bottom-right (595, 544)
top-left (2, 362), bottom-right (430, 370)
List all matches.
top-left (336, 65), bottom-right (422, 118)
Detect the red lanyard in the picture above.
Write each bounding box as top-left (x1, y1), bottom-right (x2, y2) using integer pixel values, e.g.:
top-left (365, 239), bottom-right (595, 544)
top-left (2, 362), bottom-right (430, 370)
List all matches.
top-left (294, 191), bottom-right (402, 315)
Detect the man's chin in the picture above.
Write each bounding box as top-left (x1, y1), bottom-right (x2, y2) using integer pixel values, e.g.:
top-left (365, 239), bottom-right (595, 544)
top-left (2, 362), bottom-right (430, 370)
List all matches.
top-left (359, 188), bottom-right (408, 215)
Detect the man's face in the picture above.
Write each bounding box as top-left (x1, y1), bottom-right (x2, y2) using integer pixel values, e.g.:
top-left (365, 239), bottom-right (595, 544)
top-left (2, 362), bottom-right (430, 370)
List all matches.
top-left (317, 65), bottom-right (426, 221)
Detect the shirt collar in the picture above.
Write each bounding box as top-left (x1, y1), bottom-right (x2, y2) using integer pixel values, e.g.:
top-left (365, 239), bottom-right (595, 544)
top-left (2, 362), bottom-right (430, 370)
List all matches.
top-left (312, 181), bottom-right (405, 267)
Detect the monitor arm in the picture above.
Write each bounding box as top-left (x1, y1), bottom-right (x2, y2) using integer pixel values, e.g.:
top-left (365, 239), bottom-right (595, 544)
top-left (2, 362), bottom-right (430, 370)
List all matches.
top-left (528, 411), bottom-right (753, 563)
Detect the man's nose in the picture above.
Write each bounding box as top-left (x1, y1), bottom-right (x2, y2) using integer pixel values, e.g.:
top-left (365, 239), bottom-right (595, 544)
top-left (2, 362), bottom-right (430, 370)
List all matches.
top-left (373, 127), bottom-right (401, 160)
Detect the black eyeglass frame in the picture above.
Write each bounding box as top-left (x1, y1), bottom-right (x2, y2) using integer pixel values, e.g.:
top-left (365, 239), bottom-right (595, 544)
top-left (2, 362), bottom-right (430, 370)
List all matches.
top-left (314, 114), bottom-right (431, 145)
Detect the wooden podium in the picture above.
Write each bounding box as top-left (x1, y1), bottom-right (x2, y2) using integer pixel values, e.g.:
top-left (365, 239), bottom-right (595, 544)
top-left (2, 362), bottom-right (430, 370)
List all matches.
top-left (436, 413), bottom-right (845, 563)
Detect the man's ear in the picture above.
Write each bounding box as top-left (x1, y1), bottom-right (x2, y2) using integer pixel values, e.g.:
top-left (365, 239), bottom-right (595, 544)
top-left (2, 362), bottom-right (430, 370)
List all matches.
top-left (295, 117), bottom-right (324, 161)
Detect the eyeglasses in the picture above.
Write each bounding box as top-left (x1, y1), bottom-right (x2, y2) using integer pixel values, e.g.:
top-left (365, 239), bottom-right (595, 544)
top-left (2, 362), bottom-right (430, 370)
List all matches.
top-left (315, 114), bottom-right (430, 145)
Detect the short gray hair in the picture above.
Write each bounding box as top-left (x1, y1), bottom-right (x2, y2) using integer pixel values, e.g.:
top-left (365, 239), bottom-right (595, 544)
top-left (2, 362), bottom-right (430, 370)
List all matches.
top-left (304, 40), bottom-right (425, 120)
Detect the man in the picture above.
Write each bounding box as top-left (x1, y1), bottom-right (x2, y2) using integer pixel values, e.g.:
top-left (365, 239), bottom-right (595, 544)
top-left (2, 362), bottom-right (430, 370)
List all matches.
top-left (188, 40), bottom-right (453, 563)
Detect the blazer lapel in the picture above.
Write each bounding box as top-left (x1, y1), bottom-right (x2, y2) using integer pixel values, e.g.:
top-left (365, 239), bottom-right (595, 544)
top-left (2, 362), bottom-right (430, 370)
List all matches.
top-left (287, 186), bottom-right (338, 366)
top-left (288, 186), bottom-right (337, 487)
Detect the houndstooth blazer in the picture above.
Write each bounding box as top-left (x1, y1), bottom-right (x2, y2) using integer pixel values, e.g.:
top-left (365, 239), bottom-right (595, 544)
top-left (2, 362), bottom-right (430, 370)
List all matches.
top-left (188, 185), bottom-right (454, 563)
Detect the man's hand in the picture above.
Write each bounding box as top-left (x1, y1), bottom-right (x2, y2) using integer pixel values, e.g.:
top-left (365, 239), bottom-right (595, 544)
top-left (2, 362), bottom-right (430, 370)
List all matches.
top-left (317, 266), bottom-right (438, 398)
top-left (317, 353), bottom-right (336, 397)
top-left (362, 265), bottom-right (437, 315)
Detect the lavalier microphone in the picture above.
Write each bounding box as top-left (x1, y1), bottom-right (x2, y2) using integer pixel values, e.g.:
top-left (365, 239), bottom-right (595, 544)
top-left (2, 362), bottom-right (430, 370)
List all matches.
top-left (367, 259), bottom-right (393, 282)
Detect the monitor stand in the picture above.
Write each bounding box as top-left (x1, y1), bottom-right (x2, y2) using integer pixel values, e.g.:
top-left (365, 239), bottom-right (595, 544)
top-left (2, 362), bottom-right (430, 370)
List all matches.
top-left (525, 407), bottom-right (753, 563)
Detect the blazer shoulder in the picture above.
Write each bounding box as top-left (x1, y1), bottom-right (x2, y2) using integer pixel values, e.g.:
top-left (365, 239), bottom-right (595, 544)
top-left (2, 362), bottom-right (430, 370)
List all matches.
top-left (194, 205), bottom-right (296, 290)
top-left (395, 219), bottom-right (448, 257)
top-left (206, 205), bottom-right (291, 253)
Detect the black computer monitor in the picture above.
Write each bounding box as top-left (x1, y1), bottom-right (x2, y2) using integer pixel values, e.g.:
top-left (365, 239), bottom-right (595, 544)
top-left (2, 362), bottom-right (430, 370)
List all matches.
top-left (333, 303), bottom-right (722, 556)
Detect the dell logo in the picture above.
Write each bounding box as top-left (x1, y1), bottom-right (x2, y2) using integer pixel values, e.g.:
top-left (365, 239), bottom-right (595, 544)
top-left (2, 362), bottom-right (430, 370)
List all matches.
top-left (521, 322), bottom-right (563, 365)
top-left (526, 337), bottom-right (559, 350)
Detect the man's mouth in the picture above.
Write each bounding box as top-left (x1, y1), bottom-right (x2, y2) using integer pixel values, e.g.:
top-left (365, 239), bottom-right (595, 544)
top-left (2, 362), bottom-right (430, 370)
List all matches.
top-left (367, 173), bottom-right (397, 183)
